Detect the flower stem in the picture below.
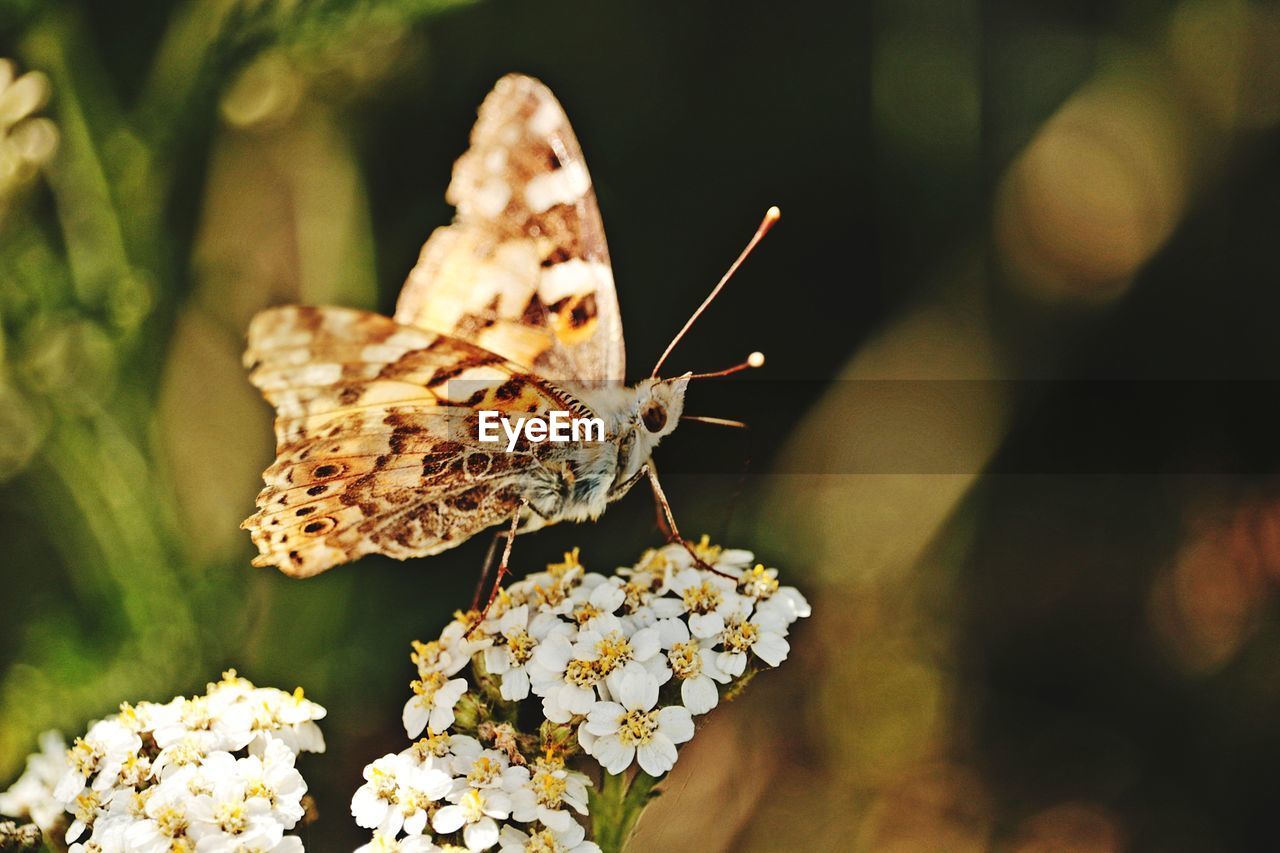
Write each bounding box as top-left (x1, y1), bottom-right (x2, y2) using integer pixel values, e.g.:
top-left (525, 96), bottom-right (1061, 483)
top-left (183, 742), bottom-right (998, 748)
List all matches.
top-left (590, 769), bottom-right (660, 853)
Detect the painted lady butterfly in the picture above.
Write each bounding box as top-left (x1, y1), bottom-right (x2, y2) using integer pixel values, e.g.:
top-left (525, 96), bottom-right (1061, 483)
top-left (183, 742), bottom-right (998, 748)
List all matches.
top-left (242, 74), bottom-right (773, 591)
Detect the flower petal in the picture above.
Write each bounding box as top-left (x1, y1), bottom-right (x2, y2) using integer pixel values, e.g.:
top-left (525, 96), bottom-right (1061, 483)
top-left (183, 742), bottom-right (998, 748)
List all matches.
top-left (432, 804), bottom-right (466, 834)
top-left (636, 734), bottom-right (678, 776)
top-left (681, 676), bottom-right (719, 715)
top-left (751, 632), bottom-right (790, 667)
top-left (657, 705), bottom-right (695, 744)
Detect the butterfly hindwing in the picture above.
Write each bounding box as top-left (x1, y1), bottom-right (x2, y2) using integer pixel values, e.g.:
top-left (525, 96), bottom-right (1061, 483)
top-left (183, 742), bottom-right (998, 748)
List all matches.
top-left (242, 305), bottom-right (576, 577)
top-left (394, 73), bottom-right (625, 383)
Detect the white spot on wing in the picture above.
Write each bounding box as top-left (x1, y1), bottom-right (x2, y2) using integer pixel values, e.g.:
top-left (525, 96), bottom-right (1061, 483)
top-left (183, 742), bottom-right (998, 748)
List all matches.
top-left (538, 259), bottom-right (610, 304)
top-left (384, 330), bottom-right (434, 349)
top-left (529, 100), bottom-right (561, 135)
top-left (473, 178), bottom-right (511, 218)
top-left (484, 149), bottom-right (507, 173)
top-left (438, 366), bottom-right (509, 404)
top-left (524, 162), bottom-right (590, 213)
top-left (296, 363), bottom-right (342, 385)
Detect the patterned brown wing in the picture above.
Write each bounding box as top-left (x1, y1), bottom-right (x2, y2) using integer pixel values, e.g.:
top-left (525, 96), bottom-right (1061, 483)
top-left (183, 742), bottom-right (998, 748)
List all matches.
top-left (394, 74), bottom-right (625, 383)
top-left (243, 305), bottom-right (573, 577)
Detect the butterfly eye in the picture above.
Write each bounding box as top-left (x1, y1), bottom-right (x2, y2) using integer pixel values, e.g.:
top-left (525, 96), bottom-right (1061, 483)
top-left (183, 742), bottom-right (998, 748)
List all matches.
top-left (641, 403), bottom-right (668, 433)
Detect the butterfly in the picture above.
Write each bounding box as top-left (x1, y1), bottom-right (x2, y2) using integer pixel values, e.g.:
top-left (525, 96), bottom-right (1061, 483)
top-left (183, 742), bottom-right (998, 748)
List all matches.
top-left (242, 73), bottom-right (775, 595)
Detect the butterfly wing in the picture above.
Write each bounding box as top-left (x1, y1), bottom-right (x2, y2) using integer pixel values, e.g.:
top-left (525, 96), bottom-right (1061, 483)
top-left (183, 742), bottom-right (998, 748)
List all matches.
top-left (395, 73), bottom-right (625, 383)
top-left (242, 305), bottom-right (580, 578)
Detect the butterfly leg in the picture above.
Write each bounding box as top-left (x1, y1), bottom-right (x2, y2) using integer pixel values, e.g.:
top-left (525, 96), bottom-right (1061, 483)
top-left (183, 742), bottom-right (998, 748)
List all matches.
top-left (645, 465), bottom-right (736, 580)
top-left (472, 529), bottom-right (513, 610)
top-left (468, 501), bottom-right (526, 634)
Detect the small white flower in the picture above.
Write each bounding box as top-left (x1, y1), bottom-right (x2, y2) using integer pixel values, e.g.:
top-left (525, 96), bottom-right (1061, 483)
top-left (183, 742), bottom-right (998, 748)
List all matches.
top-left (529, 616), bottom-right (668, 722)
top-left (527, 633), bottom-right (599, 724)
top-left (186, 764), bottom-right (288, 852)
top-left (404, 730), bottom-right (481, 776)
top-left (661, 620), bottom-right (729, 715)
top-left (124, 764), bottom-right (197, 850)
top-left (351, 752), bottom-right (451, 836)
top-left (0, 59), bottom-right (58, 203)
top-left (0, 729), bottom-right (68, 833)
top-left (653, 568), bottom-right (739, 640)
top-left (451, 749), bottom-right (529, 796)
top-left (508, 756), bottom-right (591, 832)
top-left (498, 820), bottom-right (601, 853)
top-left (481, 605), bottom-right (574, 701)
top-left (413, 621), bottom-right (493, 678)
top-left (55, 719), bottom-right (141, 802)
top-left (580, 663), bottom-right (695, 776)
top-left (755, 584), bottom-right (812, 627)
top-left (565, 575), bottom-right (625, 626)
top-left (402, 674), bottom-right (469, 738)
top-left (235, 735), bottom-right (308, 829)
top-left (716, 598), bottom-right (791, 676)
top-left (432, 786), bottom-right (512, 851)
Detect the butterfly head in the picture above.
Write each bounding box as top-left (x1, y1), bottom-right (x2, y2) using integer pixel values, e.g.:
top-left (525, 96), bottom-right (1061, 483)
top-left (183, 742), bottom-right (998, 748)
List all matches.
top-left (635, 375), bottom-right (690, 440)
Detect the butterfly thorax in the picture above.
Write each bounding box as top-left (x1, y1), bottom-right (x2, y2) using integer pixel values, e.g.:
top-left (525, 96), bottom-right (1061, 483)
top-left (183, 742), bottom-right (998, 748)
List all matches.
top-left (585, 376), bottom-right (688, 492)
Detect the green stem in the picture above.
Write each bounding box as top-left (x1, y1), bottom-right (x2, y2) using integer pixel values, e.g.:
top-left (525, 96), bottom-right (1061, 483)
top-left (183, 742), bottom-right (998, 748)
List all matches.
top-left (589, 770), bottom-right (660, 853)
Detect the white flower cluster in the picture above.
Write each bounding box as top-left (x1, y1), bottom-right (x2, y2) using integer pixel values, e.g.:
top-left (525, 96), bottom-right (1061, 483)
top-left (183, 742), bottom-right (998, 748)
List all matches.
top-left (0, 729), bottom-right (69, 837)
top-left (0, 671), bottom-right (326, 852)
top-left (0, 59), bottom-right (58, 208)
top-left (353, 539), bottom-right (809, 852)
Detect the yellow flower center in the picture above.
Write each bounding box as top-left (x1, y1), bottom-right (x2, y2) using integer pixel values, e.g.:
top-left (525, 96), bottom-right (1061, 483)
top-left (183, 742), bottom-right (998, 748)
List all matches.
top-left (616, 709), bottom-right (659, 746)
top-left (532, 767), bottom-right (567, 808)
top-left (181, 697), bottom-right (213, 731)
top-left (622, 577), bottom-right (655, 611)
top-left (692, 534), bottom-right (722, 562)
top-left (547, 547), bottom-right (583, 577)
top-left (533, 580), bottom-right (571, 609)
top-left (681, 581), bottom-right (722, 614)
top-left (154, 805), bottom-right (187, 836)
top-left (412, 639), bottom-right (443, 673)
top-left (411, 671), bottom-right (449, 701)
top-left (564, 658), bottom-right (599, 688)
top-left (467, 756), bottom-right (502, 786)
top-left (737, 564), bottom-right (779, 599)
top-left (403, 788), bottom-right (438, 817)
top-left (460, 788), bottom-right (486, 822)
top-left (117, 703), bottom-right (140, 729)
top-left (571, 602), bottom-right (601, 625)
top-left (669, 640), bottom-right (702, 679)
top-left (164, 739), bottom-right (204, 768)
top-left (128, 790), bottom-right (150, 818)
top-left (721, 619), bottom-right (759, 654)
top-left (595, 630), bottom-right (633, 675)
top-left (370, 767), bottom-right (399, 803)
top-left (73, 790), bottom-right (100, 822)
top-left (68, 740), bottom-right (100, 779)
top-left (505, 628), bottom-right (537, 664)
top-left (525, 828), bottom-right (563, 853)
top-left (215, 802), bottom-right (248, 835)
top-left (246, 779), bottom-right (275, 805)
top-left (412, 731), bottom-right (451, 760)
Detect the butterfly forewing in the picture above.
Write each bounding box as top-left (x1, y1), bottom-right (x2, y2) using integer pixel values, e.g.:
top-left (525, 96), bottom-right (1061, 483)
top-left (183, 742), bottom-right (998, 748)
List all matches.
top-left (242, 305), bottom-right (579, 578)
top-left (394, 74), bottom-right (625, 383)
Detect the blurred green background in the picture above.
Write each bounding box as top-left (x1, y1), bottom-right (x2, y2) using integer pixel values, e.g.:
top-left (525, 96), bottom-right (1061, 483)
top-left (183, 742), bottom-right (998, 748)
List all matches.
top-left (3, 0), bottom-right (1280, 850)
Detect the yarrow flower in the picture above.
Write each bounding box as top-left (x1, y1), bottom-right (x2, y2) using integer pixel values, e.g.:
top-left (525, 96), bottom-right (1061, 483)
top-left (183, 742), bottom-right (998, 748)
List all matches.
top-left (0, 59), bottom-right (58, 216)
top-left (0, 730), bottom-right (69, 837)
top-left (352, 540), bottom-right (810, 851)
top-left (0, 671), bottom-right (325, 852)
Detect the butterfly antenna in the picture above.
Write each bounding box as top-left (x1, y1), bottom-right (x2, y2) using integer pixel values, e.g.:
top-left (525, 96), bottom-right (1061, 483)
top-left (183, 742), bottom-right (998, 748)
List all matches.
top-left (650, 206), bottom-right (781, 378)
top-left (675, 351), bottom-right (765, 383)
top-left (681, 415), bottom-right (750, 429)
